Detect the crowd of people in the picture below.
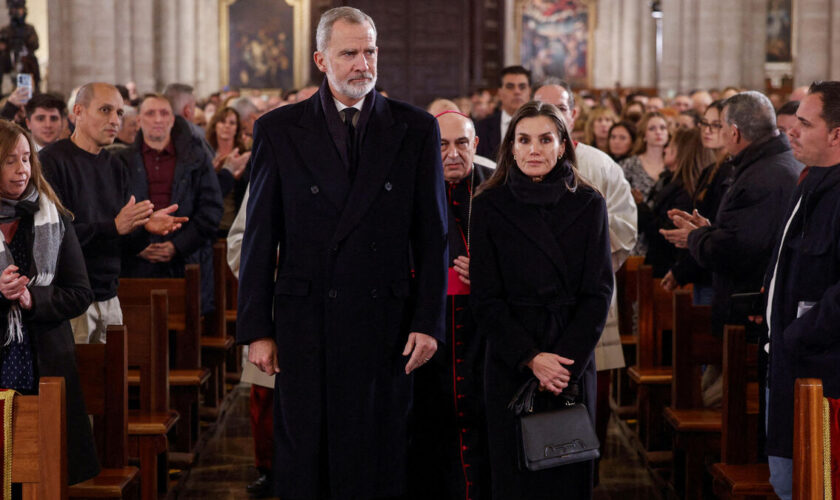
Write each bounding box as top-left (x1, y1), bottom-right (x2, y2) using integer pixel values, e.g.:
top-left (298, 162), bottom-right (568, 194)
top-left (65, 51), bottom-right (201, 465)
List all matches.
top-left (0, 5), bottom-right (836, 500)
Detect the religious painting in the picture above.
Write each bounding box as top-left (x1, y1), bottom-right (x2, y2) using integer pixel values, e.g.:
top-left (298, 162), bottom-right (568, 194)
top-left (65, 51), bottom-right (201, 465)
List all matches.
top-left (766, 0), bottom-right (793, 63)
top-left (517, 0), bottom-right (592, 88)
top-left (219, 0), bottom-right (311, 90)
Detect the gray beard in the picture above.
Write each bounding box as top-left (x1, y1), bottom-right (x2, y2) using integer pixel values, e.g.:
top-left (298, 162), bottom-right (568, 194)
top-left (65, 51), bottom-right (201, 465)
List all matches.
top-left (328, 73), bottom-right (376, 100)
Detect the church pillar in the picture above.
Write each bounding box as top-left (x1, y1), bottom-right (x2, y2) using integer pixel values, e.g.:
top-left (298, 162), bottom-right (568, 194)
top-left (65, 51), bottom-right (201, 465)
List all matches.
top-left (155, 0), bottom-right (177, 89)
top-left (677, 0), bottom-right (698, 92)
top-left (794, 0), bottom-right (830, 86)
top-left (659, 0), bottom-right (682, 94)
top-left (113, 1), bottom-right (131, 86)
top-left (830, 0), bottom-right (840, 80)
top-left (195, 0), bottom-right (220, 98)
top-left (130, 0), bottom-right (155, 93)
top-left (176, 0), bottom-right (196, 86)
top-left (739, 0), bottom-right (766, 91)
top-left (618, 0), bottom-right (639, 88)
top-left (637, 0), bottom-right (656, 88)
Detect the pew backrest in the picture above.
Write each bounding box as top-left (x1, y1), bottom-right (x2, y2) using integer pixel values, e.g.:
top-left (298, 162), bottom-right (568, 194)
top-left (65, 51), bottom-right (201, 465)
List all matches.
top-left (122, 290), bottom-right (170, 413)
top-left (671, 290), bottom-right (717, 408)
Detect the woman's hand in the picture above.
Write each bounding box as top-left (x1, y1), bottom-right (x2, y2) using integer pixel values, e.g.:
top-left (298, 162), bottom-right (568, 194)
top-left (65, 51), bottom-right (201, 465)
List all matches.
top-left (526, 352), bottom-right (574, 396)
top-left (18, 288), bottom-right (31, 310)
top-left (0, 265), bottom-right (28, 301)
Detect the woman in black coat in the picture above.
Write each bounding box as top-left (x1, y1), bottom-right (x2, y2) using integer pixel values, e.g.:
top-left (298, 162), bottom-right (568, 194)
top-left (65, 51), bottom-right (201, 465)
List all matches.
top-left (0, 121), bottom-right (99, 485)
top-left (470, 101), bottom-right (613, 499)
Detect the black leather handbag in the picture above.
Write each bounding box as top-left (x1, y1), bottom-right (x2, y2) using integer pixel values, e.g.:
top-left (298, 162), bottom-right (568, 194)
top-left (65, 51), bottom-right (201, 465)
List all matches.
top-left (508, 378), bottom-right (600, 471)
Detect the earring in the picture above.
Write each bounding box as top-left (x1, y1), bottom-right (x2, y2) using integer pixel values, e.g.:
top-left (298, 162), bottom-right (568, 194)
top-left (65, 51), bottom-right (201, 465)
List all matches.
top-left (513, 154), bottom-right (516, 159)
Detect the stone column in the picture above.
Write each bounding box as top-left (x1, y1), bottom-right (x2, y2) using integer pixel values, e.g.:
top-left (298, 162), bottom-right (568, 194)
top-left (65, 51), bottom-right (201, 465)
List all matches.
top-left (740, 0), bottom-right (766, 91)
top-left (618, 0), bottom-right (639, 87)
top-left (176, 0), bottom-right (196, 86)
top-left (795, 0), bottom-right (831, 86)
top-left (155, 0), bottom-right (178, 90)
top-left (637, 0), bottom-right (656, 88)
top-left (694, 0), bottom-right (721, 90)
top-left (130, 0), bottom-right (155, 93)
top-left (114, 0), bottom-right (131, 85)
top-left (678, 0), bottom-right (698, 92)
top-left (830, 0), bottom-right (840, 80)
top-left (591, 0), bottom-right (616, 88)
top-left (659, 0), bottom-right (682, 94)
top-left (195, 0), bottom-right (220, 97)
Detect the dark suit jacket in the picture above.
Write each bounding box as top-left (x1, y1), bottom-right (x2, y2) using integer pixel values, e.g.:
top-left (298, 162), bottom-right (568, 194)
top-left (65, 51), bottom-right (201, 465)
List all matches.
top-left (236, 86), bottom-right (448, 499)
top-left (475, 110), bottom-right (502, 161)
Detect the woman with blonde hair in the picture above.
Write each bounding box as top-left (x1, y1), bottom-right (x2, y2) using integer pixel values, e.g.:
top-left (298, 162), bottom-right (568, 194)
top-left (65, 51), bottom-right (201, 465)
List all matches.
top-left (0, 120), bottom-right (100, 485)
top-left (583, 106), bottom-right (617, 152)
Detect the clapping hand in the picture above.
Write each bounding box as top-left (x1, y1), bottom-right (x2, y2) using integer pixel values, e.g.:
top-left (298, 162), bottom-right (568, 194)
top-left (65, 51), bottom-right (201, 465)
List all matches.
top-left (0, 265), bottom-right (28, 301)
top-left (660, 209), bottom-right (710, 248)
top-left (145, 204), bottom-right (188, 235)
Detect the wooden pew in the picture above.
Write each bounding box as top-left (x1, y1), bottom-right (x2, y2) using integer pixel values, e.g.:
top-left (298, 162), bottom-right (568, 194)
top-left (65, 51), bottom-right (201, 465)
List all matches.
top-left (119, 265), bottom-right (210, 457)
top-left (70, 326), bottom-right (140, 499)
top-left (793, 378), bottom-right (824, 499)
top-left (200, 241), bottom-right (236, 415)
top-left (708, 325), bottom-right (775, 499)
top-left (222, 239), bottom-right (243, 384)
top-left (11, 377), bottom-right (67, 499)
top-left (610, 256), bottom-right (644, 418)
top-left (123, 291), bottom-right (180, 500)
top-left (626, 264), bottom-right (676, 463)
top-left (663, 290), bottom-right (720, 500)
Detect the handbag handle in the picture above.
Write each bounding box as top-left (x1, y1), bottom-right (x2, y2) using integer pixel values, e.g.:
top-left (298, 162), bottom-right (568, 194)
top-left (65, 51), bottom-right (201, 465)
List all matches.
top-left (507, 377), bottom-right (580, 416)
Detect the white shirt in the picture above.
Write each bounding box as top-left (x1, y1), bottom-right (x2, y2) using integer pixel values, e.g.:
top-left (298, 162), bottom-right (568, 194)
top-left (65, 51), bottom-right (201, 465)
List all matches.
top-left (333, 96), bottom-right (365, 125)
top-left (765, 196), bottom-right (802, 353)
top-left (500, 110), bottom-right (512, 141)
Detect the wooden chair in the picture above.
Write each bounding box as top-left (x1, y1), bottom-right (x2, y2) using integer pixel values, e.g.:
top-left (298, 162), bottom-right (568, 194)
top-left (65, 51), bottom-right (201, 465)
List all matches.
top-left (123, 291), bottom-right (180, 500)
top-left (119, 266), bottom-right (210, 457)
top-left (708, 325), bottom-right (775, 499)
top-left (626, 264), bottom-right (676, 464)
top-left (11, 377), bottom-right (67, 499)
top-left (200, 241), bottom-right (236, 417)
top-left (793, 378), bottom-right (825, 499)
top-left (610, 256), bottom-right (643, 419)
top-left (70, 326), bottom-right (140, 499)
top-left (663, 290), bottom-right (720, 500)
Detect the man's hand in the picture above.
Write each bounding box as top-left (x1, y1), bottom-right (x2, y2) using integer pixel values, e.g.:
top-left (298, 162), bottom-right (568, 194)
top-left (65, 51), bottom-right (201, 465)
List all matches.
top-left (526, 352), bottom-right (574, 396)
top-left (0, 265), bottom-right (28, 300)
top-left (661, 270), bottom-right (678, 292)
top-left (7, 86), bottom-right (28, 107)
top-left (453, 255), bottom-right (470, 285)
top-left (137, 242), bottom-right (177, 263)
top-left (115, 196), bottom-right (154, 235)
top-left (145, 204), bottom-right (189, 235)
top-left (403, 332), bottom-right (437, 374)
top-left (249, 338), bottom-right (280, 375)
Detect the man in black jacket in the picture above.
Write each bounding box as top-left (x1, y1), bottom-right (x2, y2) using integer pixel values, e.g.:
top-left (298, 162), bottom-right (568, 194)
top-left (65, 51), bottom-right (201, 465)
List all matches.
top-left (661, 91), bottom-right (802, 335)
top-left (763, 81), bottom-right (840, 500)
top-left (117, 93), bottom-right (223, 314)
top-left (42, 83), bottom-right (186, 344)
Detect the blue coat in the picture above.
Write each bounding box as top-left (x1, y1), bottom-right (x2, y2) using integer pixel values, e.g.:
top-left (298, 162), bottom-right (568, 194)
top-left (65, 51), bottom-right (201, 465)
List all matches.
top-left (117, 117), bottom-right (223, 314)
top-left (236, 86), bottom-right (448, 499)
top-left (765, 163), bottom-right (840, 458)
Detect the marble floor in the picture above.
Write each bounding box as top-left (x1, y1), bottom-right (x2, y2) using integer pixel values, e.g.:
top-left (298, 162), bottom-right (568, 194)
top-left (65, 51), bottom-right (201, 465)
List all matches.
top-left (176, 387), bottom-right (663, 499)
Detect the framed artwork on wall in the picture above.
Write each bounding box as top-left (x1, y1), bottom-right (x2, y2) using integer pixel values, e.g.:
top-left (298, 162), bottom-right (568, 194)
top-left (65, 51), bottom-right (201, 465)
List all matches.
top-left (765, 0), bottom-right (794, 89)
top-left (515, 0), bottom-right (594, 88)
top-left (219, 0), bottom-right (310, 90)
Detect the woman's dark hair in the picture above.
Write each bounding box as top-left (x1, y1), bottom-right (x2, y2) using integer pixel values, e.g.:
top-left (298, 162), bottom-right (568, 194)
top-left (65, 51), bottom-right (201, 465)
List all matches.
top-left (671, 127), bottom-right (715, 197)
top-left (706, 99), bottom-right (725, 115)
top-left (479, 100), bottom-right (591, 194)
top-left (607, 121), bottom-right (637, 160)
top-left (205, 106), bottom-right (246, 153)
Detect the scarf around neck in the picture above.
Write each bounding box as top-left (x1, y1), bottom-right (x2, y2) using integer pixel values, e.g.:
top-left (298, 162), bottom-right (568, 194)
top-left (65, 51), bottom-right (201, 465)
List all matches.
top-left (0, 184), bottom-right (63, 345)
top-left (507, 159), bottom-right (576, 206)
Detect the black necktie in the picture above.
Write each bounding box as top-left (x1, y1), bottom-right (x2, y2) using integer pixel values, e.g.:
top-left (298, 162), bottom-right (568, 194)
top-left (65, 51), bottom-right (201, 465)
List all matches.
top-left (343, 108), bottom-right (358, 173)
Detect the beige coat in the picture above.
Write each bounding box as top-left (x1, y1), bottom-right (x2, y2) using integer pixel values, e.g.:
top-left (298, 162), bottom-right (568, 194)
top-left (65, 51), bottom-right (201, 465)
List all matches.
top-left (575, 144), bottom-right (638, 371)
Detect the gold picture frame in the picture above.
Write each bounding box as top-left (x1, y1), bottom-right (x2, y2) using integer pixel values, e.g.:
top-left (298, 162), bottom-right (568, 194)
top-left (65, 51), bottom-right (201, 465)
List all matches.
top-left (514, 0), bottom-right (595, 88)
top-left (219, 0), bottom-right (311, 89)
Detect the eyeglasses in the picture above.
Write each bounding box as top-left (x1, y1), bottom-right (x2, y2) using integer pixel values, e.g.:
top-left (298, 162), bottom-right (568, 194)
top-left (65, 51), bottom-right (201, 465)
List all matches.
top-left (699, 120), bottom-right (723, 131)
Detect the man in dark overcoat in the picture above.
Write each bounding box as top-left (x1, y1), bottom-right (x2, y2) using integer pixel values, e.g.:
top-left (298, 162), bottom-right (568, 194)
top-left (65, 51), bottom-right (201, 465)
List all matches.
top-left (763, 81), bottom-right (840, 500)
top-left (236, 6), bottom-right (448, 500)
top-left (408, 110), bottom-right (493, 500)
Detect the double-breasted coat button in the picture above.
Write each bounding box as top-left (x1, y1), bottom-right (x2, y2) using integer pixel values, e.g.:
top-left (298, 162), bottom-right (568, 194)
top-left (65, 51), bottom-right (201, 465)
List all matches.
top-left (310, 185), bottom-right (320, 194)
top-left (328, 289), bottom-right (337, 298)
top-left (369, 242), bottom-right (377, 251)
top-left (370, 288), bottom-right (378, 298)
top-left (329, 244), bottom-right (338, 253)
top-left (384, 181), bottom-right (393, 191)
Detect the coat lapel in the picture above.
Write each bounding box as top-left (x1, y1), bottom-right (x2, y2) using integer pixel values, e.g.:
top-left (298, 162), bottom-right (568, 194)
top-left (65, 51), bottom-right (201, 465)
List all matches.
top-left (288, 96), bottom-right (352, 211)
top-left (332, 94), bottom-right (407, 243)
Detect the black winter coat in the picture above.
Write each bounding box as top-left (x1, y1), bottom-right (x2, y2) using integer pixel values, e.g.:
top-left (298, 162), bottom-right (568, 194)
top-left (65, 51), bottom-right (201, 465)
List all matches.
top-left (765, 164), bottom-right (840, 458)
top-left (117, 116), bottom-right (223, 314)
top-left (236, 86), bottom-right (448, 499)
top-left (470, 181), bottom-right (613, 499)
top-left (641, 172), bottom-right (692, 278)
top-left (475, 111), bottom-right (502, 161)
top-left (687, 134), bottom-right (802, 333)
top-left (0, 215), bottom-right (99, 484)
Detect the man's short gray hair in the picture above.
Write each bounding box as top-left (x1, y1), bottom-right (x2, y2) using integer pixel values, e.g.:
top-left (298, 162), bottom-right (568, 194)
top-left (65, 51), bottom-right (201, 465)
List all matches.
top-left (230, 97), bottom-right (259, 120)
top-left (163, 83), bottom-right (196, 117)
top-left (722, 91), bottom-right (777, 143)
top-left (316, 7), bottom-right (376, 53)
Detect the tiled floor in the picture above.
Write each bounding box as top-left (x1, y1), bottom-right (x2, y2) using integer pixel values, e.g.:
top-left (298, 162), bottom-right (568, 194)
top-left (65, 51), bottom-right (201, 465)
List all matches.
top-left (178, 387), bottom-right (662, 499)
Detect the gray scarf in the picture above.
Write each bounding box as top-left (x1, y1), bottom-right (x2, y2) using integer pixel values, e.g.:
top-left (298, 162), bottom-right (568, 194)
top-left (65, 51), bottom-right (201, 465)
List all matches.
top-left (0, 185), bottom-right (64, 345)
